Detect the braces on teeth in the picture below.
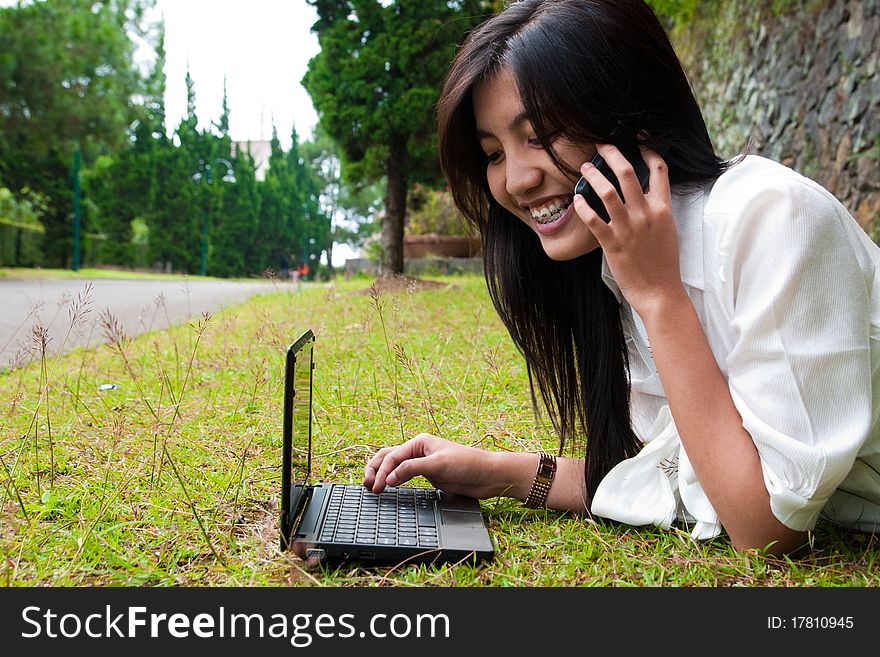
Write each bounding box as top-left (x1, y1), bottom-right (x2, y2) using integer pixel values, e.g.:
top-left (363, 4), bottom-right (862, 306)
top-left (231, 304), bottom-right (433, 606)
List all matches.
top-left (531, 198), bottom-right (572, 224)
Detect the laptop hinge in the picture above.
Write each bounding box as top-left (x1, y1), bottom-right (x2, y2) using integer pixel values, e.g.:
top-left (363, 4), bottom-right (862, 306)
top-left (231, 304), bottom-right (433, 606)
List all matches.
top-left (280, 484), bottom-right (309, 551)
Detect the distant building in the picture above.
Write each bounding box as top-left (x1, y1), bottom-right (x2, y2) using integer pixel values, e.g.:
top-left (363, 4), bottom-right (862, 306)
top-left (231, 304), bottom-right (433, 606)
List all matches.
top-left (231, 140), bottom-right (271, 181)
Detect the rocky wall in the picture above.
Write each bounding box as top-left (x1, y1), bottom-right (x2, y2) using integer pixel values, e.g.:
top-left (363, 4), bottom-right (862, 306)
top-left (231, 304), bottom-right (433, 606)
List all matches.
top-left (674, 0), bottom-right (879, 233)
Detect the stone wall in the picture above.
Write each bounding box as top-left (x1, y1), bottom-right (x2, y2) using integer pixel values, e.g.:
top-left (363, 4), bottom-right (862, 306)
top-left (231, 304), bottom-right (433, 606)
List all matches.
top-left (673, 0), bottom-right (879, 233)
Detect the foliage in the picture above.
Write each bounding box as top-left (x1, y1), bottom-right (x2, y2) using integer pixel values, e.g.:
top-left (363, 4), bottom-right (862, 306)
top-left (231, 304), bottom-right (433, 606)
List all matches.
top-left (210, 151), bottom-right (260, 278)
top-left (0, 0), bottom-right (347, 278)
top-left (0, 187), bottom-right (44, 266)
top-left (0, 0), bottom-right (156, 267)
top-left (303, 0), bottom-right (487, 274)
top-left (406, 184), bottom-right (471, 237)
top-left (80, 64), bottom-right (323, 277)
top-left (82, 154), bottom-right (140, 265)
top-left (294, 130), bottom-right (331, 276)
top-left (258, 127), bottom-right (308, 275)
top-left (645, 0), bottom-right (699, 26)
top-left (300, 124), bottom-right (383, 269)
top-left (0, 186), bottom-right (43, 230)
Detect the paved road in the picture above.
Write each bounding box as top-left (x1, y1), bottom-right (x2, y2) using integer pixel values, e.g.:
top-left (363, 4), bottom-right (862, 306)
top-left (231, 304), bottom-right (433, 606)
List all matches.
top-left (0, 277), bottom-right (284, 368)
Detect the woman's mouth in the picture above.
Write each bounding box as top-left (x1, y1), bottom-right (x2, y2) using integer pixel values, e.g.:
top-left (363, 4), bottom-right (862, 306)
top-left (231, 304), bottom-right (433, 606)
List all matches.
top-left (530, 196), bottom-right (574, 234)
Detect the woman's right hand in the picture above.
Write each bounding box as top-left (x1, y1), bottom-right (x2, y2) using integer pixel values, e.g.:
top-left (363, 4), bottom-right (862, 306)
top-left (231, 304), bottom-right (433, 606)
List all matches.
top-left (363, 433), bottom-right (509, 499)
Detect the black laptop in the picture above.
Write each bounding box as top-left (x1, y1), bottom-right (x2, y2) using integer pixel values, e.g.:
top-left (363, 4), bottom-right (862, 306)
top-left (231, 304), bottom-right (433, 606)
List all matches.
top-left (280, 329), bottom-right (494, 565)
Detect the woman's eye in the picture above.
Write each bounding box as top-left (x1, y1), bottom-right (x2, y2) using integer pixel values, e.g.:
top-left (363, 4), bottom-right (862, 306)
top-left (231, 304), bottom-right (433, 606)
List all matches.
top-left (528, 137), bottom-right (543, 147)
top-left (485, 151), bottom-right (502, 163)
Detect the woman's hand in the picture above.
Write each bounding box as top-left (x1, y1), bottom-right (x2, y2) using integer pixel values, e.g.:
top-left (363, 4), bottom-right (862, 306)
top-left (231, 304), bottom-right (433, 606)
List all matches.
top-left (573, 145), bottom-right (687, 316)
top-left (363, 434), bottom-right (506, 499)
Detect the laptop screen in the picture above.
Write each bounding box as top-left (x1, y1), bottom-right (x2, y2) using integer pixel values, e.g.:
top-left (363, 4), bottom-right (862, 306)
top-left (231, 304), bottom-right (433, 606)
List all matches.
top-left (284, 330), bottom-right (314, 487)
top-left (280, 329), bottom-right (315, 549)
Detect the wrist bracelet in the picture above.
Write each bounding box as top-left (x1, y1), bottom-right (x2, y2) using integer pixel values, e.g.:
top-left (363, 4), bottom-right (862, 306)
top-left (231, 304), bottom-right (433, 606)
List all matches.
top-left (523, 452), bottom-right (557, 509)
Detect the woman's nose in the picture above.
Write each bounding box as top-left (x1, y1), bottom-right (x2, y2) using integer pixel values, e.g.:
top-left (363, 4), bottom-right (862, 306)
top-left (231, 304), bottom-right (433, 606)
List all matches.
top-left (505, 154), bottom-right (542, 197)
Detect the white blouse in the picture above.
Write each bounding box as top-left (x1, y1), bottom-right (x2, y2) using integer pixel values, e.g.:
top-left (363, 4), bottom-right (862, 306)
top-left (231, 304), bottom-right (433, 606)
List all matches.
top-left (591, 155), bottom-right (880, 539)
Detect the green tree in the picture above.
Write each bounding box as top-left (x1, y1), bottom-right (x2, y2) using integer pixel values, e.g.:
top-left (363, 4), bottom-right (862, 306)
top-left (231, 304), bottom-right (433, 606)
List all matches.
top-left (82, 20), bottom-right (167, 270)
top-left (0, 0), bottom-right (155, 267)
top-left (146, 67), bottom-right (204, 273)
top-left (0, 186), bottom-right (45, 266)
top-left (258, 125), bottom-right (308, 276)
top-left (292, 128), bottom-right (331, 277)
top-left (210, 147), bottom-right (258, 277)
top-left (196, 81), bottom-right (247, 277)
top-left (301, 125), bottom-right (382, 271)
top-left (82, 154), bottom-right (135, 264)
top-left (146, 137), bottom-right (201, 273)
top-left (303, 0), bottom-right (487, 275)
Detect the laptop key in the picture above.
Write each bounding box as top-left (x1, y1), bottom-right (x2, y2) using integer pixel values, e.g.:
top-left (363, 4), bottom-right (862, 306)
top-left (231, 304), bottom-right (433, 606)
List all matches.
top-left (417, 508), bottom-right (436, 527)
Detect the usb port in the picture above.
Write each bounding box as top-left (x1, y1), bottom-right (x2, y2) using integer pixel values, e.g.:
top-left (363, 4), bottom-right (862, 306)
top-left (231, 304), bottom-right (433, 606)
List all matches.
top-left (358, 551), bottom-right (375, 559)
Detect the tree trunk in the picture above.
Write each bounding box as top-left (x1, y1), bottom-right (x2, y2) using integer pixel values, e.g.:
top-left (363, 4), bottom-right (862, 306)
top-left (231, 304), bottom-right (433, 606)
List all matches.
top-left (381, 139), bottom-right (407, 275)
top-left (325, 242), bottom-right (335, 275)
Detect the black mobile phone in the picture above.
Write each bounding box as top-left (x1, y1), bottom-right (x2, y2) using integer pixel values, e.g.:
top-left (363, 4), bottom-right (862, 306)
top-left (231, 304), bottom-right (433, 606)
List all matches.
top-left (574, 147), bottom-right (650, 222)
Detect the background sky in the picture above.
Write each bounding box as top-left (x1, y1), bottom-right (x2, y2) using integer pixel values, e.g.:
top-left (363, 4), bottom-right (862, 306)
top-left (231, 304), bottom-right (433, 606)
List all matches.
top-left (151, 0), bottom-right (320, 150)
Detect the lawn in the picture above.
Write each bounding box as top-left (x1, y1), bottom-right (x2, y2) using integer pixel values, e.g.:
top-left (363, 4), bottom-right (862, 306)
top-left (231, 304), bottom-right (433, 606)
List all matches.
top-left (0, 273), bottom-right (876, 586)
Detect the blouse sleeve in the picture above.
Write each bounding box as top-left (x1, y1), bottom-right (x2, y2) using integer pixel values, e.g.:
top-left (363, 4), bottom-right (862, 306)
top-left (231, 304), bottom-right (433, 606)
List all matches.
top-left (709, 172), bottom-right (875, 531)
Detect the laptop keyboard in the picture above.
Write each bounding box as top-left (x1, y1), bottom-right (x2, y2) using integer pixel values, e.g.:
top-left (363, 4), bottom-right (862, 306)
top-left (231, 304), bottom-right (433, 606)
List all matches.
top-left (319, 485), bottom-right (440, 548)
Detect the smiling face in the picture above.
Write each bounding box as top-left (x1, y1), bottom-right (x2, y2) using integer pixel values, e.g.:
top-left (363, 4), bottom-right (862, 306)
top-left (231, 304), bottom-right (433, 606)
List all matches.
top-left (473, 66), bottom-right (599, 261)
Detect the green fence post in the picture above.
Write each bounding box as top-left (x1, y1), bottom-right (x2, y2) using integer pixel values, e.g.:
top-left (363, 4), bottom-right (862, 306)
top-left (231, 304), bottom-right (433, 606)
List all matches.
top-left (72, 143), bottom-right (81, 272)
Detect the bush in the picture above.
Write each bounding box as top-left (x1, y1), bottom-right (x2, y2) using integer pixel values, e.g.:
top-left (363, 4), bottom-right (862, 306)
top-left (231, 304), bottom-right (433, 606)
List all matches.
top-left (0, 188), bottom-right (45, 266)
top-left (406, 184), bottom-right (474, 237)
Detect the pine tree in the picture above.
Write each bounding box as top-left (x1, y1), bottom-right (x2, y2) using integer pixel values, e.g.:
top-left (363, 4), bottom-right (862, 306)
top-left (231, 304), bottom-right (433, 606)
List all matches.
top-left (259, 125), bottom-right (304, 276)
top-left (82, 16), bottom-right (169, 268)
top-left (303, 0), bottom-right (486, 274)
top-left (0, 0), bottom-right (154, 267)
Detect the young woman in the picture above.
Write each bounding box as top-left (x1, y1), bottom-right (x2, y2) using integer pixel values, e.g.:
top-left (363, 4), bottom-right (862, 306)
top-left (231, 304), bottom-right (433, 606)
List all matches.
top-left (363, 0), bottom-right (880, 555)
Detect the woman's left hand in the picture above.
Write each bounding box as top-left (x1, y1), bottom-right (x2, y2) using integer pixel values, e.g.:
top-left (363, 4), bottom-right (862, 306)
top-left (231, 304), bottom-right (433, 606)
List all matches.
top-left (573, 145), bottom-right (686, 316)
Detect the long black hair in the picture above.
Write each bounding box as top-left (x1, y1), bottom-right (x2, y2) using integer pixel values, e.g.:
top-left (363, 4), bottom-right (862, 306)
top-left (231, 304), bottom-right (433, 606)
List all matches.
top-left (437, 0), bottom-right (730, 507)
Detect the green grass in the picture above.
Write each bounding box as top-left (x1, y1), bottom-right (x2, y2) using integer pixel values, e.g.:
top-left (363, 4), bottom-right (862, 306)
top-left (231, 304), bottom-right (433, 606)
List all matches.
top-left (0, 273), bottom-right (876, 586)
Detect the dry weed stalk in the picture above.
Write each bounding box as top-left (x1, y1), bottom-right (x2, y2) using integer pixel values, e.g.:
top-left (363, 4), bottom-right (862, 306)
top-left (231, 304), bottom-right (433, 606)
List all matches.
top-left (393, 342), bottom-right (440, 435)
top-left (152, 311), bottom-right (212, 483)
top-left (99, 308), bottom-right (155, 423)
top-left (2, 300), bottom-right (46, 370)
top-left (68, 282), bottom-right (94, 336)
top-left (368, 284), bottom-right (406, 443)
top-left (1, 282), bottom-right (96, 522)
top-left (153, 311), bottom-right (228, 568)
